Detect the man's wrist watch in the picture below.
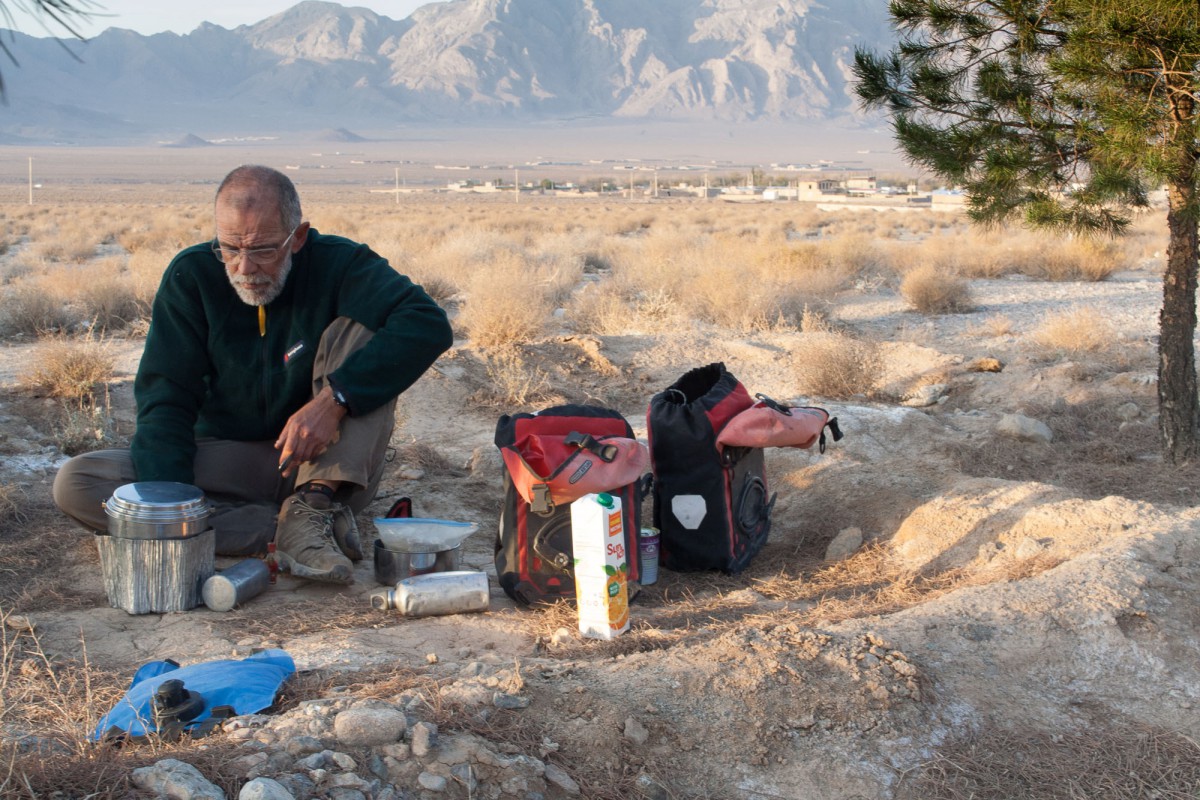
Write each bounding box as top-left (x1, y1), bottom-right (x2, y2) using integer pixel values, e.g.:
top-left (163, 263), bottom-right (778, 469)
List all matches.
top-left (331, 386), bottom-right (351, 414)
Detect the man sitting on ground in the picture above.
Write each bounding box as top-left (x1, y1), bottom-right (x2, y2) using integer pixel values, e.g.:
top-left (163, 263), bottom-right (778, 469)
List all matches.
top-left (54, 164), bottom-right (453, 584)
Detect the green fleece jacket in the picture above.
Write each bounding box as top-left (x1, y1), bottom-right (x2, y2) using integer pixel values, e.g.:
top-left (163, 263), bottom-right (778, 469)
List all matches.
top-left (131, 229), bottom-right (453, 484)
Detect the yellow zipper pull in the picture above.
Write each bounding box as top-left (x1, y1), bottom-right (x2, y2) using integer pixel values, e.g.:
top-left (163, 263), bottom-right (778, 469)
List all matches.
top-left (258, 305), bottom-right (266, 337)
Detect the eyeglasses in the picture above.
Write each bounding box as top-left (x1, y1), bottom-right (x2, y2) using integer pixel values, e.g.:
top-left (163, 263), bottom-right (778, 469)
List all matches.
top-left (211, 225), bottom-right (300, 265)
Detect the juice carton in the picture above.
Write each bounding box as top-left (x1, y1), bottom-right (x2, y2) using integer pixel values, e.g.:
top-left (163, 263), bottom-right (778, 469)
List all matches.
top-left (569, 492), bottom-right (630, 640)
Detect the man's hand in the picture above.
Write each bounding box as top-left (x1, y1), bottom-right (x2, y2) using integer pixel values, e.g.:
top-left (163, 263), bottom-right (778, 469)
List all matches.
top-left (275, 386), bottom-right (348, 476)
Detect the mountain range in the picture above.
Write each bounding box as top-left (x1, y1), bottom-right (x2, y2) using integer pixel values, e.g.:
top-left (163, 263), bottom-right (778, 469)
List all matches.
top-left (0, 0), bottom-right (893, 143)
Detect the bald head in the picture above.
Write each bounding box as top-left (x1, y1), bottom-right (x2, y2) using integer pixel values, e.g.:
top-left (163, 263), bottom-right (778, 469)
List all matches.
top-left (215, 165), bottom-right (303, 232)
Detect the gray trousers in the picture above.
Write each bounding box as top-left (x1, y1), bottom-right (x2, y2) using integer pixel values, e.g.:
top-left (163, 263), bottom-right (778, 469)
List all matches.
top-left (53, 318), bottom-right (396, 556)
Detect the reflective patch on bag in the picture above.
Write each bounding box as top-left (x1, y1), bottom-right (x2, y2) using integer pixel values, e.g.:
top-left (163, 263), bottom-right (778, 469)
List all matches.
top-left (671, 495), bottom-right (707, 529)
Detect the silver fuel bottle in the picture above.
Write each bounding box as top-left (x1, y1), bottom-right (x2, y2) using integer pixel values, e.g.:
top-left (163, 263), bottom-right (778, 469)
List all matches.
top-left (370, 570), bottom-right (490, 617)
top-left (202, 558), bottom-right (270, 612)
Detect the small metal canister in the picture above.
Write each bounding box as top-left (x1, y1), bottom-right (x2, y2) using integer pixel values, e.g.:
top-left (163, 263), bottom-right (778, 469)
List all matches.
top-left (639, 526), bottom-right (660, 585)
top-left (370, 570), bottom-right (489, 617)
top-left (202, 558), bottom-right (270, 612)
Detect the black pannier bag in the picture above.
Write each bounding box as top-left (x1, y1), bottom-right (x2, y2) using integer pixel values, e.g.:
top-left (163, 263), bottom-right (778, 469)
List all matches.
top-left (494, 404), bottom-right (648, 606)
top-left (647, 363), bottom-right (773, 573)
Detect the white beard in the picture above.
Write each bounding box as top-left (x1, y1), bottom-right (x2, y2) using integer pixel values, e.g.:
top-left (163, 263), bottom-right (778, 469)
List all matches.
top-left (228, 255), bottom-right (292, 306)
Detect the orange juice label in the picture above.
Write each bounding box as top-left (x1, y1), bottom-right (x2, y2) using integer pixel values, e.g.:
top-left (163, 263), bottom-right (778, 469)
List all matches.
top-left (608, 510), bottom-right (622, 537)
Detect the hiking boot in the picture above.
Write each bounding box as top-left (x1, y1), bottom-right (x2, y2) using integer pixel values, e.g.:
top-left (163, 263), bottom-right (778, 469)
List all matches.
top-left (331, 502), bottom-right (364, 562)
top-left (273, 492), bottom-right (353, 584)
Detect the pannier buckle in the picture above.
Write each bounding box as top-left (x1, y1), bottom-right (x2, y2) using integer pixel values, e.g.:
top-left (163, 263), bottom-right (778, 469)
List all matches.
top-left (531, 484), bottom-right (555, 515)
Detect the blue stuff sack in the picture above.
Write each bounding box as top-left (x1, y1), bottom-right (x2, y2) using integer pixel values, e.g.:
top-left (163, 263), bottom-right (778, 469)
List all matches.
top-left (93, 649), bottom-right (295, 741)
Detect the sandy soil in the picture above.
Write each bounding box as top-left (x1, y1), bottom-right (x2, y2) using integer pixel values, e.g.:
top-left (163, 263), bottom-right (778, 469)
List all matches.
top-left (2, 258), bottom-right (1199, 798)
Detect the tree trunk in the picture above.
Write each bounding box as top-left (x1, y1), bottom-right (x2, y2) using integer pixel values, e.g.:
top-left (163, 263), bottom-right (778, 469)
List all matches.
top-left (1159, 175), bottom-right (1200, 464)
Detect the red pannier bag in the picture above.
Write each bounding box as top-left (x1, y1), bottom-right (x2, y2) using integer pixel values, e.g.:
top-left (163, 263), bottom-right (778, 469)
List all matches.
top-left (717, 394), bottom-right (842, 451)
top-left (495, 404), bottom-right (649, 605)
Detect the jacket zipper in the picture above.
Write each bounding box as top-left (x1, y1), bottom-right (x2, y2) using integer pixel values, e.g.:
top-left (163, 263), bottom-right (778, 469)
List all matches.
top-left (259, 305), bottom-right (269, 417)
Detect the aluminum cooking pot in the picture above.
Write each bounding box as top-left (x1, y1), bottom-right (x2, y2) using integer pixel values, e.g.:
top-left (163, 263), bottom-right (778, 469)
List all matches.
top-left (373, 538), bottom-right (462, 585)
top-left (103, 481), bottom-right (211, 540)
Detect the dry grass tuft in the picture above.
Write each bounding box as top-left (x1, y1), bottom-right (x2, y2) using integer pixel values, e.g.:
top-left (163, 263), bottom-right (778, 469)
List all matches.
top-left (896, 719), bottom-right (1200, 800)
top-left (1029, 306), bottom-right (1116, 354)
top-left (0, 282), bottom-right (82, 336)
top-left (51, 396), bottom-right (121, 456)
top-left (73, 258), bottom-right (150, 333)
top-left (915, 228), bottom-right (1125, 281)
top-left (22, 335), bottom-right (116, 404)
top-left (799, 303), bottom-right (837, 333)
top-left (473, 347), bottom-right (563, 410)
top-left (0, 609), bottom-right (247, 798)
top-left (412, 274), bottom-right (457, 304)
top-left (1025, 237), bottom-right (1124, 282)
top-left (793, 331), bottom-right (884, 399)
top-left (458, 250), bottom-right (570, 347)
top-left (0, 484), bottom-right (27, 531)
top-left (969, 313), bottom-right (1015, 337)
top-left (900, 265), bottom-right (973, 314)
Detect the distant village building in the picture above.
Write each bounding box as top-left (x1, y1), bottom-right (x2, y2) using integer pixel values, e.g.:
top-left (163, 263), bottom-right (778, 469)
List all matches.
top-left (930, 189), bottom-right (967, 207)
top-left (845, 176), bottom-right (878, 195)
top-left (763, 179), bottom-right (840, 200)
top-left (447, 180), bottom-right (505, 193)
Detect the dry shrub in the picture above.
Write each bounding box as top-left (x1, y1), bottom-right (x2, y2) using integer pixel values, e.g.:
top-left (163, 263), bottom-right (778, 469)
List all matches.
top-left (689, 265), bottom-right (806, 330)
top-left (0, 282), bottom-right (82, 336)
top-left (75, 259), bottom-right (149, 332)
top-left (568, 272), bottom-right (688, 335)
top-left (0, 484), bottom-right (27, 534)
top-left (611, 232), bottom-right (828, 332)
top-left (127, 246), bottom-right (175, 308)
top-left (1029, 306), bottom-right (1115, 354)
top-left (900, 264), bottom-right (973, 313)
top-left (897, 721), bottom-right (1200, 800)
top-left (903, 227), bottom-right (1124, 282)
top-left (115, 205), bottom-right (208, 253)
top-left (818, 231), bottom-right (886, 276)
top-left (412, 274), bottom-right (457, 304)
top-left (476, 347), bottom-right (561, 409)
top-left (459, 250), bottom-right (576, 347)
top-left (22, 335), bottom-right (115, 403)
top-left (27, 227), bottom-right (98, 263)
top-left (20, 335), bottom-right (121, 453)
top-left (306, 205), bottom-right (367, 240)
top-left (1025, 237), bottom-right (1123, 281)
top-left (969, 313), bottom-right (1015, 337)
top-left (782, 243), bottom-right (860, 294)
top-left (52, 396), bottom-right (121, 456)
top-left (793, 331), bottom-right (884, 398)
top-left (799, 303), bottom-right (838, 333)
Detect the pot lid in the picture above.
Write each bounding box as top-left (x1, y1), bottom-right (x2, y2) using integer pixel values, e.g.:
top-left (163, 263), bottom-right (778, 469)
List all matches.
top-left (105, 482), bottom-right (210, 524)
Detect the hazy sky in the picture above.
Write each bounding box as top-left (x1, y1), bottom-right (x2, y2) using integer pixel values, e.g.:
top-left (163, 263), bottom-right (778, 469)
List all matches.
top-left (4, 1), bottom-right (438, 38)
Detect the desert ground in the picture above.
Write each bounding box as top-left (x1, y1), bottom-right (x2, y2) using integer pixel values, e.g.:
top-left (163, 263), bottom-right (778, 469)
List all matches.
top-left (1, 151), bottom-right (1199, 800)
